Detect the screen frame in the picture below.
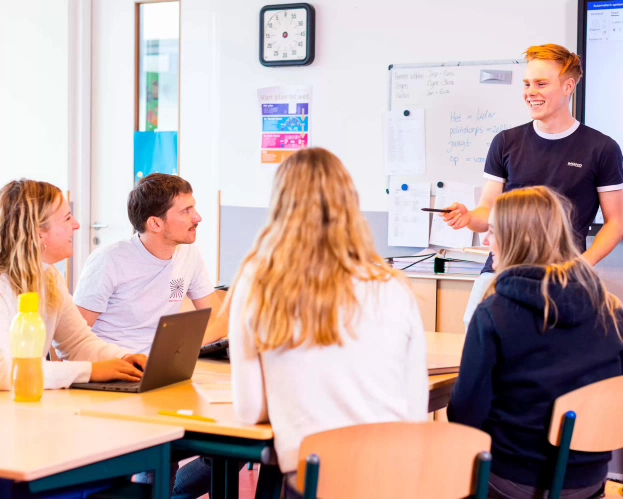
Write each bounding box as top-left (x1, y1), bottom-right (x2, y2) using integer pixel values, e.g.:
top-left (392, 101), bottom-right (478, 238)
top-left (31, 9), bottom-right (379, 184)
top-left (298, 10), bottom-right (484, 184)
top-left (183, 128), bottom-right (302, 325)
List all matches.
top-left (576, 0), bottom-right (622, 235)
top-left (576, 0), bottom-right (588, 123)
top-left (576, 0), bottom-right (620, 123)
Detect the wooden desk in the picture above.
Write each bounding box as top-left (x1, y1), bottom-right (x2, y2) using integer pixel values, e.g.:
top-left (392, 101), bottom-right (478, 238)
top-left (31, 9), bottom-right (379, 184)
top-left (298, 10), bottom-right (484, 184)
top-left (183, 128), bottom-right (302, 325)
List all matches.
top-left (81, 341), bottom-right (462, 499)
top-left (426, 331), bottom-right (464, 412)
top-left (0, 383), bottom-right (132, 410)
top-left (1, 333), bottom-right (462, 499)
top-left (83, 379), bottom-right (272, 440)
top-left (0, 405), bottom-right (183, 498)
top-left (426, 330), bottom-right (465, 369)
top-left (408, 273), bottom-right (477, 333)
top-left (82, 333), bottom-right (464, 433)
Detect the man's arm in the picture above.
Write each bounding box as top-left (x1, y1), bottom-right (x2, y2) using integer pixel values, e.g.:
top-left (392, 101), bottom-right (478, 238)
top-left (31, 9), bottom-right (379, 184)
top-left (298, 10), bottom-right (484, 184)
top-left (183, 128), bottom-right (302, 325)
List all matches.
top-left (583, 190), bottom-right (623, 266)
top-left (192, 289), bottom-right (229, 345)
top-left (76, 306), bottom-right (101, 328)
top-left (443, 180), bottom-right (504, 233)
top-left (72, 250), bottom-right (116, 327)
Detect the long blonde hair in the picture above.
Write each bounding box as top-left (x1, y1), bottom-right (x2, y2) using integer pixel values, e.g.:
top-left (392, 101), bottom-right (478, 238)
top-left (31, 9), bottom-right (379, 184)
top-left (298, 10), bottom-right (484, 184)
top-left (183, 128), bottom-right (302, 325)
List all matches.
top-left (0, 180), bottom-right (63, 311)
top-left (487, 186), bottom-right (621, 336)
top-left (227, 148), bottom-right (407, 351)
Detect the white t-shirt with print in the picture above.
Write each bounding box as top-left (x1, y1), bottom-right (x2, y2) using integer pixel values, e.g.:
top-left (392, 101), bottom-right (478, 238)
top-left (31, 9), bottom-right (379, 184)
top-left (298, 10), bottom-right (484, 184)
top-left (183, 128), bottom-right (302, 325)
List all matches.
top-left (73, 234), bottom-right (214, 354)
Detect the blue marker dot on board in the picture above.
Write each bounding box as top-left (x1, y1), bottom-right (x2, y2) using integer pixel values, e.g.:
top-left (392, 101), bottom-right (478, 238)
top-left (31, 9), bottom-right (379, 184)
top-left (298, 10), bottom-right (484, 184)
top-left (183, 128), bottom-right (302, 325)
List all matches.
top-left (401, 184), bottom-right (408, 191)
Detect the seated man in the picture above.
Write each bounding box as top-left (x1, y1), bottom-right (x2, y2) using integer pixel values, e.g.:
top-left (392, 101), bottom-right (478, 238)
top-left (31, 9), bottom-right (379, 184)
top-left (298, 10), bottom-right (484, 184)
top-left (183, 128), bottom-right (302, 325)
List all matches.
top-left (74, 173), bottom-right (226, 353)
top-left (74, 173), bottom-right (227, 497)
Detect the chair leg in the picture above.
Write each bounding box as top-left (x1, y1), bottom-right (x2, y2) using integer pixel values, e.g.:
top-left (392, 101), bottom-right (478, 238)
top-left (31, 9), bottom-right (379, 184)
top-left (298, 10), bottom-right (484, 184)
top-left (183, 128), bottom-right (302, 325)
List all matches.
top-left (225, 460), bottom-right (239, 499)
top-left (255, 463), bottom-right (283, 499)
top-left (211, 457), bottom-right (227, 499)
top-left (550, 411), bottom-right (577, 499)
top-left (303, 455), bottom-right (320, 499)
top-left (473, 451), bottom-right (492, 499)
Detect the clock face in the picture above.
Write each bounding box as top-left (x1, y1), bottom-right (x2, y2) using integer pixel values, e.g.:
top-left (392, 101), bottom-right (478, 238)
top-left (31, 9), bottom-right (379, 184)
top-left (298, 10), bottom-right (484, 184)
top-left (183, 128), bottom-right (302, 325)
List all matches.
top-left (260, 4), bottom-right (315, 66)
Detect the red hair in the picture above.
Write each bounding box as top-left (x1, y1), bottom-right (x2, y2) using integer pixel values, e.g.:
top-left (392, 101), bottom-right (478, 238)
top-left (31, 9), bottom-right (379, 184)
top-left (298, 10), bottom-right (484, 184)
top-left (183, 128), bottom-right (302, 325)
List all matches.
top-left (525, 44), bottom-right (583, 83)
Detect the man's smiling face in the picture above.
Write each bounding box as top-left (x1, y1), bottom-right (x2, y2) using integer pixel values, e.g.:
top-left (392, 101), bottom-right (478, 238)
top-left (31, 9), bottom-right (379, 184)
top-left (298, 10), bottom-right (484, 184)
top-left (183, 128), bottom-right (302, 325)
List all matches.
top-left (523, 59), bottom-right (575, 122)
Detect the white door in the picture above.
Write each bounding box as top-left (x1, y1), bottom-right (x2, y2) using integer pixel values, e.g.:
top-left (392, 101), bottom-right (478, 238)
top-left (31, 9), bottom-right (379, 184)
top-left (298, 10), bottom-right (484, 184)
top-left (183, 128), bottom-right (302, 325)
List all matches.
top-left (82, 0), bottom-right (219, 286)
top-left (90, 0), bottom-right (136, 251)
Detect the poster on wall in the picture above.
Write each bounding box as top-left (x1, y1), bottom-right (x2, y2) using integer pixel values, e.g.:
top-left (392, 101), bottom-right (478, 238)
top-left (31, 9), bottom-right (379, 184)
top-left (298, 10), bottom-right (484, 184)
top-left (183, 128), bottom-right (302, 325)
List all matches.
top-left (258, 85), bottom-right (312, 165)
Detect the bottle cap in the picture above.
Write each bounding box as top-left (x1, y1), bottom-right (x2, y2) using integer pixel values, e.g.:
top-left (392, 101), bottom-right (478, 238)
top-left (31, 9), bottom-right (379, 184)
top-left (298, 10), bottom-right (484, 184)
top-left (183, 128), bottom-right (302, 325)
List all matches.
top-left (18, 293), bottom-right (39, 314)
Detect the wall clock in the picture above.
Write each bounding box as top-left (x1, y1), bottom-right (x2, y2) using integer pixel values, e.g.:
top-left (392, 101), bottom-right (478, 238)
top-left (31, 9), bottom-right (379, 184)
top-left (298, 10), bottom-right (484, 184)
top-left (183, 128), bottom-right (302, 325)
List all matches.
top-left (260, 3), bottom-right (315, 67)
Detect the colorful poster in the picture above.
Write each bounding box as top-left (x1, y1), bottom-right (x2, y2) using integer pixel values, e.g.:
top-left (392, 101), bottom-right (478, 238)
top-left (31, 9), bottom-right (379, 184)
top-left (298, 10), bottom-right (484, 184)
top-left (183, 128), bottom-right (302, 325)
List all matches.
top-left (258, 86), bottom-right (311, 165)
top-left (261, 133), bottom-right (309, 149)
top-left (262, 116), bottom-right (308, 133)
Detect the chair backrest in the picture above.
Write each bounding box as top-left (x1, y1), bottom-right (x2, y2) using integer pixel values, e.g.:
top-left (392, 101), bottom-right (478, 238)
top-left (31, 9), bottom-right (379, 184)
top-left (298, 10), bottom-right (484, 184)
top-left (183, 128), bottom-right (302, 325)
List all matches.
top-left (548, 375), bottom-right (623, 452)
top-left (297, 422), bottom-right (491, 499)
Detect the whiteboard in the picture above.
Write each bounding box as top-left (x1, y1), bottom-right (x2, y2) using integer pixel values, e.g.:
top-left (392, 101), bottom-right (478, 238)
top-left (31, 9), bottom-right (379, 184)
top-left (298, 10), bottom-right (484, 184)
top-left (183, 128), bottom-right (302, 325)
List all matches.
top-left (389, 60), bottom-right (528, 193)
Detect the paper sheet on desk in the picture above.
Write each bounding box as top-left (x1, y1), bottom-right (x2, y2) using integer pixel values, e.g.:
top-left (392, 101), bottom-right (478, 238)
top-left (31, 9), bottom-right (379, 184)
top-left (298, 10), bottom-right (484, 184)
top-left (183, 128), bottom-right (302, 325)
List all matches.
top-left (195, 387), bottom-right (233, 404)
top-left (383, 109), bottom-right (426, 175)
top-left (429, 182), bottom-right (476, 248)
top-left (388, 179), bottom-right (430, 247)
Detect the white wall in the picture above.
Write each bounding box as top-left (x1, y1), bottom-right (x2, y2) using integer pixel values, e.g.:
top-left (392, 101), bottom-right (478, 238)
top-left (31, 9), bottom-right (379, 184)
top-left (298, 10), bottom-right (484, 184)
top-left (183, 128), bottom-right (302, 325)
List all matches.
top-left (0, 0), bottom-right (69, 192)
top-left (94, 0), bottom-right (578, 284)
top-left (199, 0), bottom-right (578, 212)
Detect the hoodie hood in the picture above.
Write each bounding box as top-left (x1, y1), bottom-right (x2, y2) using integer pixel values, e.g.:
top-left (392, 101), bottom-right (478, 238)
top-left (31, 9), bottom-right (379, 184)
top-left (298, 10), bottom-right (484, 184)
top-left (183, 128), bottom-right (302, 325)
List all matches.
top-left (494, 265), bottom-right (598, 327)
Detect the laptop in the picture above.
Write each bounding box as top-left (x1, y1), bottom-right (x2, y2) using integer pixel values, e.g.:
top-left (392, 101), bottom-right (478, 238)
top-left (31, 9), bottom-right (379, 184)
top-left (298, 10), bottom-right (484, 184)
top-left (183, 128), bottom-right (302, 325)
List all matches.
top-left (72, 308), bottom-right (211, 393)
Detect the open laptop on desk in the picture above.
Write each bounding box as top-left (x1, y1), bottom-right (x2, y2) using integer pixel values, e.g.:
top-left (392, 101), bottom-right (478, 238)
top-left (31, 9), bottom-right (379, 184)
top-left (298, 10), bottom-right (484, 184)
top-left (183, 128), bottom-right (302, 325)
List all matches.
top-left (71, 308), bottom-right (211, 393)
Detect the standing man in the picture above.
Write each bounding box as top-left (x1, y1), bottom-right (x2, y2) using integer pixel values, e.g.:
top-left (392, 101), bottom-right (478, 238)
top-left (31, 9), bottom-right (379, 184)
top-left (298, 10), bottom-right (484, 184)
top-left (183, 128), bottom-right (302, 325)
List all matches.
top-left (73, 173), bottom-right (226, 352)
top-left (443, 44), bottom-right (623, 329)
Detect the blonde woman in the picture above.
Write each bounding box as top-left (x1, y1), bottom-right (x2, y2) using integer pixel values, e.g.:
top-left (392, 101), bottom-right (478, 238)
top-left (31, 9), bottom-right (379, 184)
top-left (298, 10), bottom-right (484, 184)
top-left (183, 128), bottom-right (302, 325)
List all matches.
top-left (0, 180), bottom-right (146, 390)
top-left (448, 186), bottom-right (623, 499)
top-left (227, 148), bottom-right (429, 496)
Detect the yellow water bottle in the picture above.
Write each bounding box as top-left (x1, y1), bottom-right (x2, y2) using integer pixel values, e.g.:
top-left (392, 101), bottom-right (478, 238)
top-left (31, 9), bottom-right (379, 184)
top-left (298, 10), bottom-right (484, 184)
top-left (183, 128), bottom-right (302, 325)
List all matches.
top-left (10, 292), bottom-right (46, 402)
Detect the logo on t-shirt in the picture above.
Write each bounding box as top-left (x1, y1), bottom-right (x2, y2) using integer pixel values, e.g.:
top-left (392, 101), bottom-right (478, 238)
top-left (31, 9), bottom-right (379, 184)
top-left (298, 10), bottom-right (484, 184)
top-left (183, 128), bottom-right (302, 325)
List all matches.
top-left (568, 161), bottom-right (583, 168)
top-left (170, 278), bottom-right (185, 300)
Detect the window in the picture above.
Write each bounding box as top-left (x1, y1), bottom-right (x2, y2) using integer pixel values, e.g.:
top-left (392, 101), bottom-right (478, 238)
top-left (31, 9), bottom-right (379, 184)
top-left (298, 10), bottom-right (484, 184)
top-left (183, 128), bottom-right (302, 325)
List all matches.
top-left (134, 1), bottom-right (179, 183)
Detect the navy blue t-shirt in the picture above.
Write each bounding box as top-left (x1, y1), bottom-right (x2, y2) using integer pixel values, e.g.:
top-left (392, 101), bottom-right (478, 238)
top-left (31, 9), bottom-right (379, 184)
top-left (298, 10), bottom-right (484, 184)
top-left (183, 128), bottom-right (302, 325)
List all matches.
top-left (481, 121), bottom-right (623, 273)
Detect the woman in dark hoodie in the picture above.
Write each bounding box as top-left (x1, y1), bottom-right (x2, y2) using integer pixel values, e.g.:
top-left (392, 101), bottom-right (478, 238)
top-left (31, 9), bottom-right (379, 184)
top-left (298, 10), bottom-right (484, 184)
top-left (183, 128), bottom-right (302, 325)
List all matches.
top-left (447, 186), bottom-right (623, 499)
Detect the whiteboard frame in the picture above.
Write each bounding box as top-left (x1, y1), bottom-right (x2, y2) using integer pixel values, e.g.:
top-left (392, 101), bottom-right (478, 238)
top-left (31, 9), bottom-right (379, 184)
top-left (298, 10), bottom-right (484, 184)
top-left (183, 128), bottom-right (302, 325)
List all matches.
top-left (386, 59), bottom-right (527, 193)
top-left (388, 59), bottom-right (525, 111)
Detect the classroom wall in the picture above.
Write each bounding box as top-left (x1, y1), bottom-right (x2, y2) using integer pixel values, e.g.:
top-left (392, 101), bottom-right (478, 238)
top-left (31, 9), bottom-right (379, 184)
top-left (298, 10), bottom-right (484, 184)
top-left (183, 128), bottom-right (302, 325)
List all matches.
top-left (87, 0), bottom-right (623, 296)
top-left (213, 0), bottom-right (578, 212)
top-left (0, 0), bottom-right (69, 192)
top-left (190, 0), bottom-right (578, 282)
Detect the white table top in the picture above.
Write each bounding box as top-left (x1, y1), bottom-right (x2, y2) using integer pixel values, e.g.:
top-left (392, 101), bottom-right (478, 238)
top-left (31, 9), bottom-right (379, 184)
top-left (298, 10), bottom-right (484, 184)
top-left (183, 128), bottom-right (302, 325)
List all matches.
top-left (0, 405), bottom-right (183, 482)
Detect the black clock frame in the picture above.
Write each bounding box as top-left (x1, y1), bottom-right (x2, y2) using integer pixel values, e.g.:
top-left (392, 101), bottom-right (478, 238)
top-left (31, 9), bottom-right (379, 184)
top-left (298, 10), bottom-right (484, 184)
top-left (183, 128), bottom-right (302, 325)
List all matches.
top-left (259, 3), bottom-right (316, 67)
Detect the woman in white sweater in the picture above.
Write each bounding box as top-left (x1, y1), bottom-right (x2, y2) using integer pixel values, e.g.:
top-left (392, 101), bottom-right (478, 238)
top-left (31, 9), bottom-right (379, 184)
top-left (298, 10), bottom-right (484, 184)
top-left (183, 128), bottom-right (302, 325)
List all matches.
top-left (227, 148), bottom-right (429, 497)
top-left (0, 179), bottom-right (146, 390)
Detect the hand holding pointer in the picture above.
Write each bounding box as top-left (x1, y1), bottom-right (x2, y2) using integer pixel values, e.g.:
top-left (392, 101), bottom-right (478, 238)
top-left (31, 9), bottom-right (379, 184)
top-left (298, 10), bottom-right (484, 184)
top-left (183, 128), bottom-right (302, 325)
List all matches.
top-left (441, 202), bottom-right (471, 230)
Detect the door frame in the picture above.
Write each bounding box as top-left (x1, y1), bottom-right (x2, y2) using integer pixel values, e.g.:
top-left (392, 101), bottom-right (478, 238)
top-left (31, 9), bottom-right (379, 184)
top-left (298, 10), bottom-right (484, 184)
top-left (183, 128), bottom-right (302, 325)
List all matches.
top-left (68, 0), bottom-right (93, 292)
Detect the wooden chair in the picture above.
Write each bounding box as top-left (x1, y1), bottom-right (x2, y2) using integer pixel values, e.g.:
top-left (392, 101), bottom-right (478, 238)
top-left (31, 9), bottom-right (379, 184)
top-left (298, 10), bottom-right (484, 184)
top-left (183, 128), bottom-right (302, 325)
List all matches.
top-left (548, 375), bottom-right (623, 499)
top-left (295, 422), bottom-right (492, 499)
